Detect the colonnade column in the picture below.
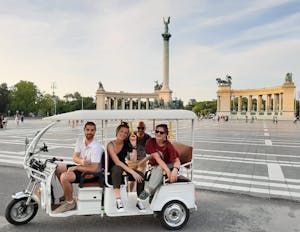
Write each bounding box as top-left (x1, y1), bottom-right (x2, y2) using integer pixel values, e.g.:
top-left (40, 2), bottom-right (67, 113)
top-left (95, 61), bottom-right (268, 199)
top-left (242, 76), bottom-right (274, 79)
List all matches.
top-left (231, 96), bottom-right (235, 111)
top-left (266, 94), bottom-right (271, 113)
top-left (248, 95), bottom-right (252, 112)
top-left (114, 97), bottom-right (118, 110)
top-left (238, 96), bottom-right (242, 112)
top-left (146, 98), bottom-right (149, 110)
top-left (122, 98), bottom-right (125, 110)
top-left (257, 95), bottom-right (262, 112)
top-left (138, 98), bottom-right (141, 109)
top-left (108, 97), bottom-right (111, 110)
top-left (129, 99), bottom-right (133, 110)
top-left (279, 93), bottom-right (282, 112)
top-left (273, 94), bottom-right (279, 114)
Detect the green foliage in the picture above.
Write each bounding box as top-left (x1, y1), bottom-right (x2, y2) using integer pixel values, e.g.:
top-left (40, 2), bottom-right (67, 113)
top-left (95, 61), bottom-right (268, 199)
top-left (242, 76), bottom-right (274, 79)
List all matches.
top-left (36, 94), bottom-right (54, 116)
top-left (9, 81), bottom-right (39, 115)
top-left (185, 99), bottom-right (217, 116)
top-left (0, 83), bottom-right (10, 113)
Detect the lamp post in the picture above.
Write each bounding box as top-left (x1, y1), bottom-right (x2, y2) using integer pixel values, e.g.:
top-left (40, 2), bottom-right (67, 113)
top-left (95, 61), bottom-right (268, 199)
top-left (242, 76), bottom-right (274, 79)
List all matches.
top-left (298, 91), bottom-right (300, 118)
top-left (51, 82), bottom-right (57, 115)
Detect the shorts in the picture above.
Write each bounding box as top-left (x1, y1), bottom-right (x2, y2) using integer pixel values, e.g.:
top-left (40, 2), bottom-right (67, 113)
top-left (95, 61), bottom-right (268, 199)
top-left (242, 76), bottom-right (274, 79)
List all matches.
top-left (66, 164), bottom-right (99, 183)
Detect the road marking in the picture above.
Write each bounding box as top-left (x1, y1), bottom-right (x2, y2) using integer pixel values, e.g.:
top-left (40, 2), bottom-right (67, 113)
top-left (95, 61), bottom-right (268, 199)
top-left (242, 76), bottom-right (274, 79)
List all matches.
top-left (268, 163), bottom-right (285, 181)
top-left (265, 139), bottom-right (272, 145)
top-left (263, 123), bottom-right (267, 129)
top-left (264, 133), bottom-right (270, 136)
top-left (194, 155), bottom-right (300, 167)
top-left (194, 169), bottom-right (300, 184)
top-left (194, 148), bottom-right (300, 158)
top-left (194, 174), bottom-right (300, 189)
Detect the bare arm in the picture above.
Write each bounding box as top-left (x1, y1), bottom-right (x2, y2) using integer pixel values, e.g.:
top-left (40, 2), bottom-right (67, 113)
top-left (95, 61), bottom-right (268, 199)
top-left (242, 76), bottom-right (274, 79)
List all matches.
top-left (107, 143), bottom-right (143, 182)
top-left (128, 135), bottom-right (137, 162)
top-left (152, 152), bottom-right (170, 174)
top-left (68, 152), bottom-right (99, 173)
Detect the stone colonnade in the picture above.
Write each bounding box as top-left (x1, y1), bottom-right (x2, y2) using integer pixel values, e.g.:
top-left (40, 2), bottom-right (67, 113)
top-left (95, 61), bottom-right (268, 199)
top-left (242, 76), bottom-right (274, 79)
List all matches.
top-left (232, 89), bottom-right (284, 115)
top-left (217, 78), bottom-right (295, 120)
top-left (96, 88), bottom-right (159, 110)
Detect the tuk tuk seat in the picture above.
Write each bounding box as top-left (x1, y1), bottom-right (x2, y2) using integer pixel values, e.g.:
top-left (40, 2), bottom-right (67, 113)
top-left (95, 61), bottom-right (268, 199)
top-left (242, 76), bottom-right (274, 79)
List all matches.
top-left (172, 142), bottom-right (193, 169)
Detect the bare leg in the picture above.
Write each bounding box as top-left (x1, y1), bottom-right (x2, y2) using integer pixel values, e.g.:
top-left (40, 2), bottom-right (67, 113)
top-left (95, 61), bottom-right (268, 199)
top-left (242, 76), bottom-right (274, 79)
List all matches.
top-left (114, 188), bottom-right (121, 199)
top-left (60, 172), bottom-right (76, 201)
top-left (128, 181), bottom-right (135, 192)
top-left (55, 165), bottom-right (67, 180)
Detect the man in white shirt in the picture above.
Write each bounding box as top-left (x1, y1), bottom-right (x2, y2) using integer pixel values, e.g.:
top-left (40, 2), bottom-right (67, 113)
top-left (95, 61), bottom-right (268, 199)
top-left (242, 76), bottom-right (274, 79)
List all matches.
top-left (54, 121), bottom-right (103, 213)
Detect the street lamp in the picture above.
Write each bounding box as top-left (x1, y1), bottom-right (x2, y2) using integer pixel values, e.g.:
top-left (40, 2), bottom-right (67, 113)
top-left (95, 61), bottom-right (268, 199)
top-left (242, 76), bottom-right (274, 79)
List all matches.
top-left (298, 91), bottom-right (300, 118)
top-left (51, 82), bottom-right (57, 115)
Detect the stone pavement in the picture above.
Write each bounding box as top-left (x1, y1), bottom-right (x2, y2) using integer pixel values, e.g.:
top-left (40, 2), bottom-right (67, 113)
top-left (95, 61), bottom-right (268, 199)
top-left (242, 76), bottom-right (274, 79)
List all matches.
top-left (192, 119), bottom-right (300, 202)
top-left (0, 118), bottom-right (300, 202)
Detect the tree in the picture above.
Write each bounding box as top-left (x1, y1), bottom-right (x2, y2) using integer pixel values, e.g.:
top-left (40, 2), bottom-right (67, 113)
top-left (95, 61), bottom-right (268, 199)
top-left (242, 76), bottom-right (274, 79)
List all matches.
top-left (36, 93), bottom-right (54, 116)
top-left (185, 99), bottom-right (197, 111)
top-left (0, 83), bottom-right (10, 113)
top-left (9, 81), bottom-right (39, 115)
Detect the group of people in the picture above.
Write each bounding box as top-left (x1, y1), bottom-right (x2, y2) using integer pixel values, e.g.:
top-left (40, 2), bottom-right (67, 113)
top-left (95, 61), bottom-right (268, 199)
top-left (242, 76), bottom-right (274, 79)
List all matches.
top-left (53, 120), bottom-right (181, 214)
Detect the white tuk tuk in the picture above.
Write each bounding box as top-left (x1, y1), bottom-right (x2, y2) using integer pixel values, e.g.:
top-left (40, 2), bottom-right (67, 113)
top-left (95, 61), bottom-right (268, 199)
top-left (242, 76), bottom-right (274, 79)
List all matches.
top-left (5, 110), bottom-right (197, 230)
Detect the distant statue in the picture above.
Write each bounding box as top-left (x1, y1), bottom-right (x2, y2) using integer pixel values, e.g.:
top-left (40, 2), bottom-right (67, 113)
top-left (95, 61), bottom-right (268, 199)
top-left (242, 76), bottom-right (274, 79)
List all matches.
top-left (163, 17), bottom-right (170, 34)
top-left (154, 80), bottom-right (163, 90)
top-left (98, 81), bottom-right (104, 89)
top-left (216, 75), bottom-right (232, 86)
top-left (285, 72), bottom-right (293, 82)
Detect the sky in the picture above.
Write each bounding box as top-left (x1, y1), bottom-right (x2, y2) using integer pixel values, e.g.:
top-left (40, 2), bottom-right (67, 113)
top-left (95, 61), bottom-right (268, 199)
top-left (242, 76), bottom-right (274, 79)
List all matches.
top-left (1, 0), bottom-right (300, 104)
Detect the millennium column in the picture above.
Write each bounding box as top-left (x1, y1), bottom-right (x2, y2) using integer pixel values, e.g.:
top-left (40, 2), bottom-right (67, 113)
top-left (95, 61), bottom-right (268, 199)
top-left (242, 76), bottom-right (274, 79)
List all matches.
top-left (158, 17), bottom-right (172, 107)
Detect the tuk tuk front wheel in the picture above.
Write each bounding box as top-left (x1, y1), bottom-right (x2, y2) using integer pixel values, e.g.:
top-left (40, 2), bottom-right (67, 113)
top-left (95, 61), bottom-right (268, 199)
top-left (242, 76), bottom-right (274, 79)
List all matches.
top-left (5, 197), bottom-right (38, 225)
top-left (159, 200), bottom-right (190, 230)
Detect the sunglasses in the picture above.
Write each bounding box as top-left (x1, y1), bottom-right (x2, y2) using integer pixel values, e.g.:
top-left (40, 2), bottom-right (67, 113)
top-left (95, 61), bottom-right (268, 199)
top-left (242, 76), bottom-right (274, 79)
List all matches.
top-left (137, 127), bottom-right (145, 130)
top-left (155, 130), bottom-right (165, 135)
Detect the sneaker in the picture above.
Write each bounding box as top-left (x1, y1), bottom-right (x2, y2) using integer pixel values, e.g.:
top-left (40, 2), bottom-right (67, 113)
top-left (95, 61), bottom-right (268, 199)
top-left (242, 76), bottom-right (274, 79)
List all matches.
top-left (138, 190), bottom-right (149, 201)
top-left (116, 198), bottom-right (124, 212)
top-left (53, 201), bottom-right (76, 213)
top-left (136, 201), bottom-right (146, 213)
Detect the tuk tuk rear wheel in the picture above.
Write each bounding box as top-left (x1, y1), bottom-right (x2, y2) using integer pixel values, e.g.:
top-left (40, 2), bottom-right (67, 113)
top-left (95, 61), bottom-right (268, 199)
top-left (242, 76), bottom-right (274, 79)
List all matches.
top-left (5, 197), bottom-right (38, 225)
top-left (159, 200), bottom-right (190, 230)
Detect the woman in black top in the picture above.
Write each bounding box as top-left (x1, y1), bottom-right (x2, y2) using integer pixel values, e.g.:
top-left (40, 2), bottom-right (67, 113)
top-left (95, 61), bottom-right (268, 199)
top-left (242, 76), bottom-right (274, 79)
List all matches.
top-left (107, 122), bottom-right (145, 212)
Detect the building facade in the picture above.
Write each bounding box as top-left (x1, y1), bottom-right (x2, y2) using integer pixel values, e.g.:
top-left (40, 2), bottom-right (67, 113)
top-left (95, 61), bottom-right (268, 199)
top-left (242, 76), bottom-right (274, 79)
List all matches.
top-left (216, 73), bottom-right (296, 120)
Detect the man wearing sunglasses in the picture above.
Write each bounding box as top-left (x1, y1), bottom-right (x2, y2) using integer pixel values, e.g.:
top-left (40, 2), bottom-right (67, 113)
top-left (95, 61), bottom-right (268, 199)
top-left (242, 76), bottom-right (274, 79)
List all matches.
top-left (126, 121), bottom-right (151, 192)
top-left (138, 124), bottom-right (180, 201)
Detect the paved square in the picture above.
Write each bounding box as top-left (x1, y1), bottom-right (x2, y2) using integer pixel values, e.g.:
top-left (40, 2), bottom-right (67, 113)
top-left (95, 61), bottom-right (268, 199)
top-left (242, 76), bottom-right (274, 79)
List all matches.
top-left (0, 118), bottom-right (300, 201)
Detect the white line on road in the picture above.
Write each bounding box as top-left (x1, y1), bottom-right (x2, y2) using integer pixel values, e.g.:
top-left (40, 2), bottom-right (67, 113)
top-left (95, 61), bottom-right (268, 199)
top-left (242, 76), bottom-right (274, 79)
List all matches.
top-left (194, 155), bottom-right (300, 167)
top-left (194, 174), bottom-right (300, 189)
top-left (265, 139), bottom-right (272, 146)
top-left (267, 163), bottom-right (285, 181)
top-left (194, 148), bottom-right (300, 158)
top-left (264, 133), bottom-right (270, 136)
top-left (194, 169), bottom-right (300, 183)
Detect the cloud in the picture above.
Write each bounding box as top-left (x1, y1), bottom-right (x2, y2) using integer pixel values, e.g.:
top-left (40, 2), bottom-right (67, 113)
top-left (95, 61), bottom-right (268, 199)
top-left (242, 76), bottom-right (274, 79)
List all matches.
top-left (0, 0), bottom-right (299, 105)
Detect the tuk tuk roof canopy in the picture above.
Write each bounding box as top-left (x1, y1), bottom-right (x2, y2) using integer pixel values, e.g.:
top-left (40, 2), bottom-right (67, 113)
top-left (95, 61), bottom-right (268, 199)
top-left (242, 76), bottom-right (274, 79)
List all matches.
top-left (44, 110), bottom-right (197, 121)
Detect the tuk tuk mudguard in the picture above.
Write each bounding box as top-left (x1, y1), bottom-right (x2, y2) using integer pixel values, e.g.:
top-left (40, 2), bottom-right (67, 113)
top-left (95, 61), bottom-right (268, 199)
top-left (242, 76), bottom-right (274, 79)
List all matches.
top-left (150, 182), bottom-right (196, 212)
